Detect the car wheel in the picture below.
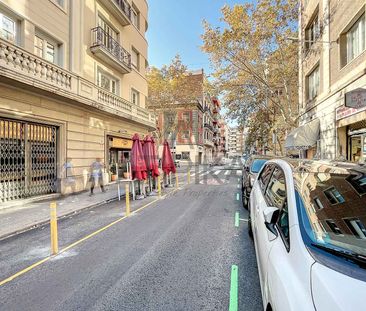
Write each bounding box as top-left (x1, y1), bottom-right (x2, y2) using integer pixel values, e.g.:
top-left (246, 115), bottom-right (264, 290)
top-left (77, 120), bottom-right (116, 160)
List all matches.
top-left (248, 204), bottom-right (253, 239)
top-left (242, 190), bottom-right (249, 210)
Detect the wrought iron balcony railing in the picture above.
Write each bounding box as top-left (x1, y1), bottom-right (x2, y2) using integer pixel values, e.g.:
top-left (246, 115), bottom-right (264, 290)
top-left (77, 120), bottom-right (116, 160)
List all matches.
top-left (113, 0), bottom-right (131, 19)
top-left (0, 38), bottom-right (154, 128)
top-left (98, 0), bottom-right (131, 26)
top-left (91, 26), bottom-right (131, 72)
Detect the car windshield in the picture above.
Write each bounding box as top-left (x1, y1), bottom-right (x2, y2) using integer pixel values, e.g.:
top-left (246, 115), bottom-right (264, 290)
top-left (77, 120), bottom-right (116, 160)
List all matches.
top-left (295, 170), bottom-right (366, 256)
top-left (250, 159), bottom-right (267, 173)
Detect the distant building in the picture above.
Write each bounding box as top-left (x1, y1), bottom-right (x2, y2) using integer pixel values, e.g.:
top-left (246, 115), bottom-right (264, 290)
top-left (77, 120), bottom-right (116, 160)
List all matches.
top-left (151, 70), bottom-right (222, 164)
top-left (228, 127), bottom-right (244, 157)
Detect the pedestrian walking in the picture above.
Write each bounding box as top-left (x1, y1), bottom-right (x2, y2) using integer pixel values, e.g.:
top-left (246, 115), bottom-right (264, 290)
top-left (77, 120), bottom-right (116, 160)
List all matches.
top-left (62, 157), bottom-right (76, 194)
top-left (89, 157), bottom-right (106, 196)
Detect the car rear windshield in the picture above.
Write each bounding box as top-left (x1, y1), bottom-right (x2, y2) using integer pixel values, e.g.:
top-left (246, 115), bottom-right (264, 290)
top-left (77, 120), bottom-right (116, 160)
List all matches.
top-left (250, 159), bottom-right (267, 173)
top-left (295, 170), bottom-right (366, 256)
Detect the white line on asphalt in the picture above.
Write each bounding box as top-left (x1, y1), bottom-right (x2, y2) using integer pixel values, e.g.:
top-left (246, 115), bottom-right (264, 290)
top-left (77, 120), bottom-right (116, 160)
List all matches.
top-left (224, 170), bottom-right (230, 175)
top-left (200, 171), bottom-right (210, 176)
top-left (214, 170), bottom-right (221, 175)
top-left (236, 170), bottom-right (242, 176)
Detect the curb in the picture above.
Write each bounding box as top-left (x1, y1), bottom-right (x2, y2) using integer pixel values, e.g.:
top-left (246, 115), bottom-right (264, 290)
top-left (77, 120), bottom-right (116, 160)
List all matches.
top-left (0, 195), bottom-right (120, 242)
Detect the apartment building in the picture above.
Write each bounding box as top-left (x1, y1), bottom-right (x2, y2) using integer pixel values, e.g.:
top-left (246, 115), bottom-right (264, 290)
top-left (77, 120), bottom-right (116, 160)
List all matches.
top-left (0, 0), bottom-right (153, 203)
top-left (294, 0), bottom-right (366, 162)
top-left (217, 118), bottom-right (228, 158)
top-left (152, 70), bottom-right (222, 164)
top-left (227, 127), bottom-right (244, 157)
top-left (203, 95), bottom-right (218, 163)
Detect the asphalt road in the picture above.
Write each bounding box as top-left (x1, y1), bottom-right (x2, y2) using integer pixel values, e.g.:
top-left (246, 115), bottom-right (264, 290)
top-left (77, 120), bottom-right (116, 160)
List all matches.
top-left (0, 161), bottom-right (262, 311)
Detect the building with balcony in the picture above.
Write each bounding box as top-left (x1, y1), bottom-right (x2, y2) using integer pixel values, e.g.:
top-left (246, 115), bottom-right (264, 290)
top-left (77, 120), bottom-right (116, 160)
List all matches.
top-left (293, 0), bottom-right (366, 162)
top-left (151, 69), bottom-right (221, 164)
top-left (228, 127), bottom-right (244, 157)
top-left (0, 0), bottom-right (153, 203)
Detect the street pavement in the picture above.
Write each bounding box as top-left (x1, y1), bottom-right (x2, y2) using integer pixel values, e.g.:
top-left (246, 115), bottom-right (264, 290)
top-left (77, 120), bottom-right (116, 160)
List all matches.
top-left (0, 159), bottom-right (263, 311)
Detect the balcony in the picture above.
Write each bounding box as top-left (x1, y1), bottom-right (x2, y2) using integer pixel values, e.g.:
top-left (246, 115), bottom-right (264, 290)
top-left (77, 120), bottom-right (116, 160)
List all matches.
top-left (90, 27), bottom-right (131, 73)
top-left (204, 139), bottom-right (215, 147)
top-left (98, 0), bottom-right (131, 26)
top-left (204, 123), bottom-right (214, 132)
top-left (0, 38), bottom-right (155, 129)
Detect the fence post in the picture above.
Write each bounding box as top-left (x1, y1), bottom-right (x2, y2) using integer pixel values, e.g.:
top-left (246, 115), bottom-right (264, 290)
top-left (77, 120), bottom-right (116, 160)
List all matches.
top-left (187, 169), bottom-right (191, 184)
top-left (50, 202), bottom-right (58, 255)
top-left (125, 184), bottom-right (130, 216)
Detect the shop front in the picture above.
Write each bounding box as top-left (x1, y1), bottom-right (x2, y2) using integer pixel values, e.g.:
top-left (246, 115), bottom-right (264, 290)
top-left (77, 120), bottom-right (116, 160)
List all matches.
top-left (336, 88), bottom-right (366, 163)
top-left (107, 136), bottom-right (132, 181)
top-left (0, 117), bottom-right (58, 202)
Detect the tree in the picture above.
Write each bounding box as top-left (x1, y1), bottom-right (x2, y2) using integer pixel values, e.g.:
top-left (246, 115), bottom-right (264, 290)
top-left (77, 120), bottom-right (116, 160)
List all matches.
top-left (147, 55), bottom-right (210, 144)
top-left (201, 0), bottom-right (299, 154)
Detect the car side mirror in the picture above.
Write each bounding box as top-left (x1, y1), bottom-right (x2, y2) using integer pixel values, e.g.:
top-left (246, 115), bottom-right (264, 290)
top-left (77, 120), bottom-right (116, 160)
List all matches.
top-left (263, 206), bottom-right (279, 238)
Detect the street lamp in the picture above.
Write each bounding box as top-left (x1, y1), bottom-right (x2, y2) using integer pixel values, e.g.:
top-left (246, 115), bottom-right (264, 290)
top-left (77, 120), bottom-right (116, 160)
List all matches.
top-left (285, 36), bottom-right (337, 45)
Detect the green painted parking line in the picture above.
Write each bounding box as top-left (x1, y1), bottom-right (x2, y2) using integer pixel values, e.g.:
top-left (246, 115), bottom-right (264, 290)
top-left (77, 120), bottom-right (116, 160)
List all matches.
top-left (229, 265), bottom-right (238, 311)
top-left (235, 212), bottom-right (239, 227)
top-left (236, 193), bottom-right (239, 201)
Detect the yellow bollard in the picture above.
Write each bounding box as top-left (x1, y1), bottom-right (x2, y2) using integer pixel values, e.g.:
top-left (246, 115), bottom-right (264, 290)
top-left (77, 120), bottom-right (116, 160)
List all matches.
top-left (187, 169), bottom-right (191, 184)
top-left (158, 175), bottom-right (161, 198)
top-left (50, 202), bottom-right (58, 255)
top-left (175, 172), bottom-right (179, 189)
top-left (125, 184), bottom-right (130, 216)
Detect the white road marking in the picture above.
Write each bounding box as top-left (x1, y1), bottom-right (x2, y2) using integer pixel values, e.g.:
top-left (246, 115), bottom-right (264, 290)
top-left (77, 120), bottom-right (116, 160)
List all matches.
top-left (224, 170), bottom-right (230, 175)
top-left (236, 170), bottom-right (242, 176)
top-left (200, 171), bottom-right (210, 176)
top-left (214, 170), bottom-right (221, 175)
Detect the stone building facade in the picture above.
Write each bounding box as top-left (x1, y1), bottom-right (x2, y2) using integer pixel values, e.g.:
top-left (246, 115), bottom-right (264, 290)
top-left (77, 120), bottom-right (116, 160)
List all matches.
top-left (0, 0), bottom-right (154, 203)
top-left (298, 0), bottom-right (366, 162)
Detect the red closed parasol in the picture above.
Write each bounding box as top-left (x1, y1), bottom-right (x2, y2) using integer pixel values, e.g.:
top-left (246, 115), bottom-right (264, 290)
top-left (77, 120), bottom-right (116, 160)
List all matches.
top-left (150, 137), bottom-right (160, 177)
top-left (131, 134), bottom-right (147, 180)
top-left (162, 140), bottom-right (176, 174)
top-left (143, 135), bottom-right (154, 172)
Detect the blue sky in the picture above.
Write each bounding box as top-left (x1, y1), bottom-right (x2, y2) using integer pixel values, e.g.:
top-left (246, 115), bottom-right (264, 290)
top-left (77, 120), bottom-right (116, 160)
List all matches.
top-left (147, 0), bottom-right (243, 74)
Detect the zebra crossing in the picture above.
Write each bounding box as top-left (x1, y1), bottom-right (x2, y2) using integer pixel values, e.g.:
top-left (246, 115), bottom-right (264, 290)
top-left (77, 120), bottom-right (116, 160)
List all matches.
top-left (180, 168), bottom-right (242, 179)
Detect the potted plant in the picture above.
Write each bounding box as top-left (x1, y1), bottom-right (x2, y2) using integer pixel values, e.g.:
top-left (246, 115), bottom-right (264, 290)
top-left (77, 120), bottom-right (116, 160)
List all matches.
top-left (110, 162), bottom-right (117, 181)
top-left (121, 162), bottom-right (130, 179)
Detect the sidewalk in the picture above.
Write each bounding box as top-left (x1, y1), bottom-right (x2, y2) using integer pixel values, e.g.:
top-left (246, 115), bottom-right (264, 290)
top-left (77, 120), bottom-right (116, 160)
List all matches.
top-left (0, 183), bottom-right (123, 241)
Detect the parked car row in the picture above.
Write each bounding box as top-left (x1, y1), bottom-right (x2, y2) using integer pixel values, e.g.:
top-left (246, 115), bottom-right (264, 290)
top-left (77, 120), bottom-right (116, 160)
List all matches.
top-left (241, 155), bottom-right (366, 311)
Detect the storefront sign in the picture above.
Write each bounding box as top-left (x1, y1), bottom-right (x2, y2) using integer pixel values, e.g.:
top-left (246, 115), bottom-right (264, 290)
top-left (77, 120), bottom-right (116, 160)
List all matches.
top-left (345, 88), bottom-right (366, 109)
top-left (336, 105), bottom-right (366, 121)
top-left (111, 137), bottom-right (132, 149)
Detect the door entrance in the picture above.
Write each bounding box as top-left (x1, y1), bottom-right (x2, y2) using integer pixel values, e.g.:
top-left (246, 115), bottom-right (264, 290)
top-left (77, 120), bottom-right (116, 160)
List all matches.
top-left (0, 118), bottom-right (57, 202)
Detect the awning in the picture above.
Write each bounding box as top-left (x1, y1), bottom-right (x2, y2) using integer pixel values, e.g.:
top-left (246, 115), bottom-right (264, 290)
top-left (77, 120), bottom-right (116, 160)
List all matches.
top-left (285, 119), bottom-right (320, 150)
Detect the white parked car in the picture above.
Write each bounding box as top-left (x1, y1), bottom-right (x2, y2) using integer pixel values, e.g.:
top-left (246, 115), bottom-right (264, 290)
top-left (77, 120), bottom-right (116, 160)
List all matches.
top-left (249, 159), bottom-right (366, 311)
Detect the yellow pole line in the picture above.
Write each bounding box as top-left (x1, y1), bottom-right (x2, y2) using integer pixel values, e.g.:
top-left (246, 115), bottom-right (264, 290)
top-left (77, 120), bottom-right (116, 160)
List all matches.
top-left (0, 257), bottom-right (51, 286)
top-left (158, 175), bottom-right (161, 198)
top-left (50, 202), bottom-right (58, 255)
top-left (59, 215), bottom-right (128, 254)
top-left (0, 189), bottom-right (180, 287)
